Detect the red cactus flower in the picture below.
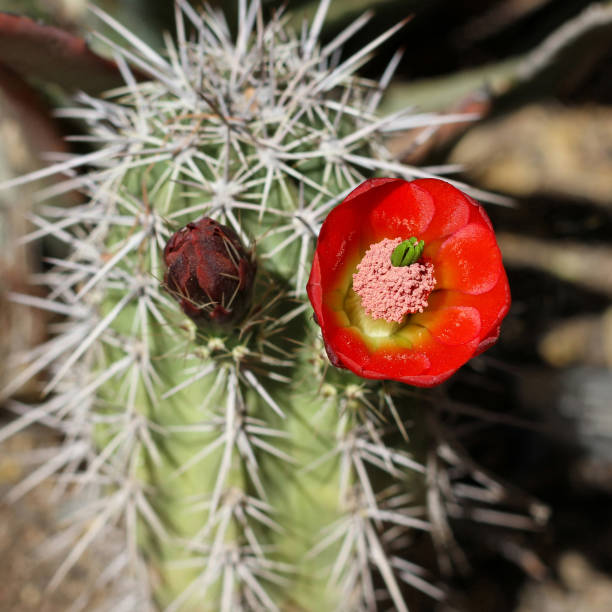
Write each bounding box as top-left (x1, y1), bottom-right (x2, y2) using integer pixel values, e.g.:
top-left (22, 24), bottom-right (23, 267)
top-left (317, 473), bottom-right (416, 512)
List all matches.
top-left (164, 217), bottom-right (255, 325)
top-left (307, 178), bottom-right (510, 387)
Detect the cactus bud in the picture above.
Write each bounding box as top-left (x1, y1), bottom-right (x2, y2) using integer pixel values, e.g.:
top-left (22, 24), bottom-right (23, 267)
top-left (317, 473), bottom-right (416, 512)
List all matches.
top-left (163, 217), bottom-right (255, 325)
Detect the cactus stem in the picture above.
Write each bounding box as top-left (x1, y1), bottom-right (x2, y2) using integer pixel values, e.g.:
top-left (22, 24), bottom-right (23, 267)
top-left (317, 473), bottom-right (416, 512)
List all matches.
top-left (0, 2), bottom-right (536, 610)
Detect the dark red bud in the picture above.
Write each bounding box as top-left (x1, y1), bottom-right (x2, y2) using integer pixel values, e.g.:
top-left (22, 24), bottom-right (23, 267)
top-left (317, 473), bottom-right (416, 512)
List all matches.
top-left (163, 217), bottom-right (256, 325)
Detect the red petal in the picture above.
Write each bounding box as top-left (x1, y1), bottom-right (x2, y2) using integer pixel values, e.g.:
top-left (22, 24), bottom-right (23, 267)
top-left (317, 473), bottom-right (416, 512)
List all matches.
top-left (306, 252), bottom-right (324, 322)
top-left (329, 327), bottom-right (374, 378)
top-left (343, 177), bottom-right (404, 204)
top-left (472, 201), bottom-right (494, 231)
top-left (392, 329), bottom-right (479, 387)
top-left (328, 321), bottom-right (476, 386)
top-left (370, 181), bottom-right (435, 240)
top-left (326, 328), bottom-right (431, 380)
top-left (461, 192), bottom-right (495, 232)
top-left (315, 209), bottom-right (363, 278)
top-left (411, 179), bottom-right (471, 242)
top-left (427, 271), bottom-right (510, 340)
top-left (432, 223), bottom-right (502, 294)
top-left (417, 332), bottom-right (479, 378)
top-left (473, 325), bottom-right (501, 356)
top-left (397, 369), bottom-right (459, 387)
top-left (363, 347), bottom-right (429, 380)
top-left (412, 306), bottom-right (481, 346)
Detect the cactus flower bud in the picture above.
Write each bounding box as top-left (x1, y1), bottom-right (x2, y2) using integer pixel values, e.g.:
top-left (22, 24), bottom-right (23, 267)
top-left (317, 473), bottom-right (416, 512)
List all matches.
top-left (163, 217), bottom-right (255, 325)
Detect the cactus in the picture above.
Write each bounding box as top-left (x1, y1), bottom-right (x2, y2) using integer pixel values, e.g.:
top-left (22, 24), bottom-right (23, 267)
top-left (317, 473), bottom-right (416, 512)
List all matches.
top-left (0, 1), bottom-right (545, 610)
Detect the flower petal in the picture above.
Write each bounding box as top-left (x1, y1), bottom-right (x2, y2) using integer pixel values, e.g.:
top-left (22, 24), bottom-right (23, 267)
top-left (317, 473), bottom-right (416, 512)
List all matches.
top-left (364, 347), bottom-right (430, 380)
top-left (344, 177), bottom-right (404, 204)
top-left (416, 331), bottom-right (479, 378)
top-left (370, 181), bottom-right (435, 240)
top-left (473, 325), bottom-right (501, 356)
top-left (329, 327), bottom-right (374, 377)
top-left (327, 326), bottom-right (432, 380)
top-left (306, 252), bottom-right (325, 320)
top-left (432, 223), bottom-right (502, 294)
top-left (411, 179), bottom-right (471, 242)
top-left (316, 209), bottom-right (363, 278)
top-left (394, 329), bottom-right (479, 387)
top-left (467, 198), bottom-right (495, 231)
top-left (397, 370), bottom-right (458, 387)
top-left (424, 272), bottom-right (510, 340)
top-left (412, 306), bottom-right (481, 346)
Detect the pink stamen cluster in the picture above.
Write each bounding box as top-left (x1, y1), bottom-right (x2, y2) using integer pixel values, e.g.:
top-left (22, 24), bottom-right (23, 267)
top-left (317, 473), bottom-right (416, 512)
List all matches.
top-left (352, 238), bottom-right (436, 323)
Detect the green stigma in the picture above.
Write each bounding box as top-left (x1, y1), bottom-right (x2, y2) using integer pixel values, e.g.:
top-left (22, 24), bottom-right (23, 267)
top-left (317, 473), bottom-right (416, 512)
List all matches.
top-left (390, 237), bottom-right (425, 267)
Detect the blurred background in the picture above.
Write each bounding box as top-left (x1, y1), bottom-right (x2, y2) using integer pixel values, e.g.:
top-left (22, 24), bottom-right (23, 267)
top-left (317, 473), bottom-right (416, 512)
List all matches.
top-left (0, 1), bottom-right (611, 610)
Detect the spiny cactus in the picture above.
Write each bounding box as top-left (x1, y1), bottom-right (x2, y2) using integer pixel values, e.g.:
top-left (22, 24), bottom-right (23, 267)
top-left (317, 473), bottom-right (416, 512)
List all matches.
top-left (1, 1), bottom-right (545, 610)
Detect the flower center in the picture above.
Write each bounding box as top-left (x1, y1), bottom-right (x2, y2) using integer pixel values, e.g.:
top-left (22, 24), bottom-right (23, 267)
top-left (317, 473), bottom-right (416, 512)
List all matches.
top-left (352, 237), bottom-right (435, 324)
